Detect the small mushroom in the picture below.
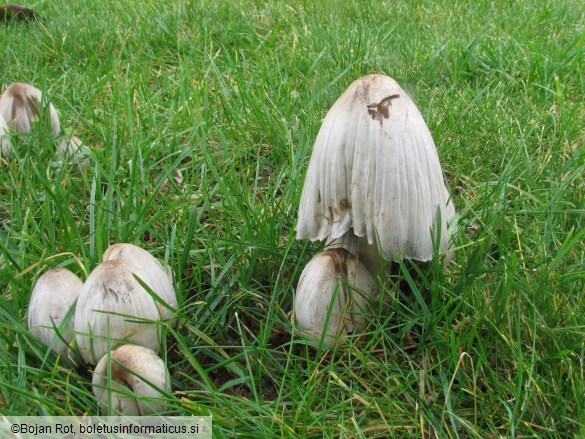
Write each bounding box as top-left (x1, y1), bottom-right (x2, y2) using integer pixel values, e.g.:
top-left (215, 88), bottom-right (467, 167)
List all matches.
top-left (92, 344), bottom-right (170, 415)
top-left (56, 135), bottom-right (91, 173)
top-left (296, 74), bottom-right (456, 273)
top-left (27, 268), bottom-right (82, 357)
top-left (0, 83), bottom-right (60, 140)
top-left (102, 243), bottom-right (177, 324)
top-left (295, 248), bottom-right (375, 345)
top-left (74, 260), bottom-right (163, 364)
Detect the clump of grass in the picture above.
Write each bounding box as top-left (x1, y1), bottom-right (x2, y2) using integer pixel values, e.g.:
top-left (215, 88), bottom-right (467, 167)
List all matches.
top-left (1, 0), bottom-right (583, 437)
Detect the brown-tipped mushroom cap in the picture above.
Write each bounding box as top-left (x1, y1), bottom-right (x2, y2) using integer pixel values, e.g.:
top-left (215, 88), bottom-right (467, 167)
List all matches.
top-left (92, 344), bottom-right (170, 415)
top-left (0, 83), bottom-right (60, 138)
top-left (295, 248), bottom-right (375, 345)
top-left (296, 74), bottom-right (455, 264)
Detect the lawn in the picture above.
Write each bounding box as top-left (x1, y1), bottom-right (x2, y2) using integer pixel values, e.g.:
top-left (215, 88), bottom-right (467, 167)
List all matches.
top-left (0, 0), bottom-right (583, 437)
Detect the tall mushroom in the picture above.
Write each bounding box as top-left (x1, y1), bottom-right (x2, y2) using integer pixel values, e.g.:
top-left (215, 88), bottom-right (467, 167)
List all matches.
top-left (0, 83), bottom-right (60, 141)
top-left (295, 74), bottom-right (456, 341)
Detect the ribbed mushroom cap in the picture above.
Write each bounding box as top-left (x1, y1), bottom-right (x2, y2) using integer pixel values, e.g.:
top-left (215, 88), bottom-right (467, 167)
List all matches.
top-left (0, 83), bottom-right (60, 138)
top-left (296, 74), bottom-right (455, 263)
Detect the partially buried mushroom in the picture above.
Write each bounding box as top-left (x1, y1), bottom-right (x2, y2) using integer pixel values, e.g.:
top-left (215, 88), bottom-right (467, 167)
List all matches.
top-left (295, 248), bottom-right (374, 344)
top-left (92, 344), bottom-right (170, 415)
top-left (295, 74), bottom-right (456, 342)
top-left (56, 135), bottom-right (91, 174)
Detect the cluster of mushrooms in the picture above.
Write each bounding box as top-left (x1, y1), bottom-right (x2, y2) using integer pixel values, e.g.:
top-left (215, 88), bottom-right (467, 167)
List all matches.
top-left (294, 74), bottom-right (456, 344)
top-left (2, 81), bottom-right (175, 415)
top-left (27, 243), bottom-right (177, 415)
top-left (18, 73), bottom-right (455, 413)
top-left (0, 82), bottom-right (88, 170)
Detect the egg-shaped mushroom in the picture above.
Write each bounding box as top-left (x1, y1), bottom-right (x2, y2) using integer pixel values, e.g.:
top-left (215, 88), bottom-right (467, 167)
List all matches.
top-left (102, 243), bottom-right (177, 324)
top-left (74, 260), bottom-right (163, 364)
top-left (296, 74), bottom-right (456, 272)
top-left (92, 344), bottom-right (170, 415)
top-left (27, 268), bottom-right (82, 357)
top-left (295, 248), bottom-right (375, 345)
top-left (0, 83), bottom-right (60, 139)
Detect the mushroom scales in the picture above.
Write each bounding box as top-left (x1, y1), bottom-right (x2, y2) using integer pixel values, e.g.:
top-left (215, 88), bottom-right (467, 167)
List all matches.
top-left (296, 74), bottom-right (455, 267)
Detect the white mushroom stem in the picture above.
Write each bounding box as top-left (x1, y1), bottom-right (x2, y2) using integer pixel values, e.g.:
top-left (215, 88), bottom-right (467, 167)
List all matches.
top-left (92, 344), bottom-right (170, 415)
top-left (295, 248), bottom-right (376, 345)
top-left (27, 268), bottom-right (82, 357)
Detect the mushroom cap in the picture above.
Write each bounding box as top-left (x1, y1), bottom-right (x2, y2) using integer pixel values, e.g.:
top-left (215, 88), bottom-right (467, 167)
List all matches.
top-left (0, 83), bottom-right (60, 138)
top-left (74, 260), bottom-right (162, 364)
top-left (102, 243), bottom-right (177, 323)
top-left (296, 74), bottom-right (455, 262)
top-left (92, 344), bottom-right (170, 415)
top-left (295, 248), bottom-right (375, 345)
top-left (27, 268), bottom-right (82, 357)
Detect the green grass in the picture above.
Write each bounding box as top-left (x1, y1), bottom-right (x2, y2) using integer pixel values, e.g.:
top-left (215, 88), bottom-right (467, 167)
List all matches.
top-left (1, 0), bottom-right (584, 437)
